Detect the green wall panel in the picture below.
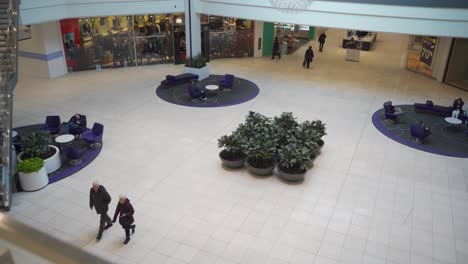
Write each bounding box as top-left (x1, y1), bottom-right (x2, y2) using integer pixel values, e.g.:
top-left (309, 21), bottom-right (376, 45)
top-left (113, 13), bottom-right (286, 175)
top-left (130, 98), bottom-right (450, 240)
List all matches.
top-left (262, 22), bottom-right (274, 57)
top-left (309, 26), bottom-right (315, 40)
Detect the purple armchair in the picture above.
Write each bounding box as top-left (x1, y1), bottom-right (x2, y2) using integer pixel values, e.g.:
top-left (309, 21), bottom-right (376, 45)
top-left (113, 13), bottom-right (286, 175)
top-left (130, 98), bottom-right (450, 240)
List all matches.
top-left (64, 143), bottom-right (86, 165)
top-left (82, 122), bottom-right (104, 148)
top-left (187, 84), bottom-right (207, 101)
top-left (383, 102), bottom-right (398, 122)
top-left (219, 74), bottom-right (234, 89)
top-left (43, 115), bottom-right (61, 134)
top-left (410, 124), bottom-right (431, 144)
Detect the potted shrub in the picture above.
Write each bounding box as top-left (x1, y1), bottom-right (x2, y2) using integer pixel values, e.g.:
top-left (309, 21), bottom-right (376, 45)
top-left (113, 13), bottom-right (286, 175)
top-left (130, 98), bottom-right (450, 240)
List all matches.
top-left (300, 121), bottom-right (321, 167)
top-left (218, 127), bottom-right (247, 169)
top-left (277, 136), bottom-right (315, 182)
top-left (242, 112), bottom-right (277, 176)
top-left (310, 120), bottom-right (326, 149)
top-left (17, 157), bottom-right (48, 191)
top-left (183, 54), bottom-right (209, 81)
top-left (273, 112), bottom-right (299, 160)
top-left (18, 131), bottom-right (62, 174)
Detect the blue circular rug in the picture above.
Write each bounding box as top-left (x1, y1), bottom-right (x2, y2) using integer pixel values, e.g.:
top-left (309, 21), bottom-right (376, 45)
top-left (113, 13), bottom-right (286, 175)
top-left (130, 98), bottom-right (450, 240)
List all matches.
top-left (13, 124), bottom-right (102, 188)
top-left (156, 74), bottom-right (259, 107)
top-left (372, 105), bottom-right (468, 158)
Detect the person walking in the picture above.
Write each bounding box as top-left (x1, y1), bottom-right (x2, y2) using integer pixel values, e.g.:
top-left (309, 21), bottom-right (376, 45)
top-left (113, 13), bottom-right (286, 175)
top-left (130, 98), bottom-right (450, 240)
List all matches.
top-left (271, 37), bottom-right (281, 59)
top-left (318, 32), bottom-right (327, 52)
top-left (112, 195), bottom-right (136, 245)
top-left (303, 46), bottom-right (314, 69)
top-left (89, 181), bottom-right (113, 241)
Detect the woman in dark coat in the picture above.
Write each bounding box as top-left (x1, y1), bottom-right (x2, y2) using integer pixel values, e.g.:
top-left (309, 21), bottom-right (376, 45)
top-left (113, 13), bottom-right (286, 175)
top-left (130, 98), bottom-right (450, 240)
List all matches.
top-left (304, 46), bottom-right (314, 69)
top-left (112, 195), bottom-right (136, 245)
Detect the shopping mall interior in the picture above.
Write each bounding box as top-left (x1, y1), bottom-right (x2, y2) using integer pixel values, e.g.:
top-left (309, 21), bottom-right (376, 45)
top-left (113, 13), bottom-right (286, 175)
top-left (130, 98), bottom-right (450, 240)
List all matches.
top-left (1, 1), bottom-right (468, 264)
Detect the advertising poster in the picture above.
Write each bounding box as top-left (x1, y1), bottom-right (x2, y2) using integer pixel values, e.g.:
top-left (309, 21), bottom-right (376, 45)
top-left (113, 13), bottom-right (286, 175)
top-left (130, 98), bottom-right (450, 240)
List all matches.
top-left (420, 37), bottom-right (437, 66)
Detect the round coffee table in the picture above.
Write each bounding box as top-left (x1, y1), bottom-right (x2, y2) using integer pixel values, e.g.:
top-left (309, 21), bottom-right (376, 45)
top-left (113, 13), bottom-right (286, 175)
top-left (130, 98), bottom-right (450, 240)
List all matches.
top-left (55, 134), bottom-right (75, 145)
top-left (445, 117), bottom-right (462, 125)
top-left (205, 84), bottom-right (219, 95)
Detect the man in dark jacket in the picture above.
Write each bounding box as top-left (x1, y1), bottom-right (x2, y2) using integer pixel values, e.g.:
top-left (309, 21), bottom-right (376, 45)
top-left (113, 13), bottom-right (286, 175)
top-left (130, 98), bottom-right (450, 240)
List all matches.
top-left (272, 37), bottom-right (281, 59)
top-left (113, 195), bottom-right (136, 245)
top-left (89, 181), bottom-right (113, 240)
top-left (304, 46), bottom-right (314, 69)
top-left (318, 32), bottom-right (327, 52)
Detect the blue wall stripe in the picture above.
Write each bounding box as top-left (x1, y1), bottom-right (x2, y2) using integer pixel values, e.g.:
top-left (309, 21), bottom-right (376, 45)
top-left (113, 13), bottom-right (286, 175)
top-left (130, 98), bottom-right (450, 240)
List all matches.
top-left (321, 0), bottom-right (468, 8)
top-left (18, 50), bottom-right (63, 61)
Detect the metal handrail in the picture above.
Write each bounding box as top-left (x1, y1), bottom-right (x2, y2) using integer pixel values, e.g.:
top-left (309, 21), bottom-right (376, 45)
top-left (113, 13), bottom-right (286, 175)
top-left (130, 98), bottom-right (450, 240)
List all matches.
top-left (0, 213), bottom-right (113, 264)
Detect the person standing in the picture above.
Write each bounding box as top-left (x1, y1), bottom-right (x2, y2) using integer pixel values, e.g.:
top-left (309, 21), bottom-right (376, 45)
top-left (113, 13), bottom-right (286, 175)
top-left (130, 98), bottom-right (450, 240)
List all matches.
top-left (318, 32), bottom-right (327, 52)
top-left (272, 37), bottom-right (281, 59)
top-left (89, 181), bottom-right (113, 241)
top-left (112, 195), bottom-right (136, 245)
top-left (303, 46), bottom-right (314, 69)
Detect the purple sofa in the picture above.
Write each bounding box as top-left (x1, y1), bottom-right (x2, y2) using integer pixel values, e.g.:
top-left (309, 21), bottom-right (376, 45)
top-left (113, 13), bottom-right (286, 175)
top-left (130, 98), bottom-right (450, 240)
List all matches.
top-left (219, 74), bottom-right (234, 89)
top-left (160, 73), bottom-right (199, 88)
top-left (187, 84), bottom-right (206, 101)
top-left (414, 100), bottom-right (467, 122)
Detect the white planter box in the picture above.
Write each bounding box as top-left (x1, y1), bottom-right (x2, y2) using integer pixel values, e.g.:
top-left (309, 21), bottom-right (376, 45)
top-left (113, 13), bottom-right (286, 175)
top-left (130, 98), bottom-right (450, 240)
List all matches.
top-left (183, 65), bottom-right (210, 81)
top-left (18, 145), bottom-right (62, 174)
top-left (19, 166), bottom-right (48, 191)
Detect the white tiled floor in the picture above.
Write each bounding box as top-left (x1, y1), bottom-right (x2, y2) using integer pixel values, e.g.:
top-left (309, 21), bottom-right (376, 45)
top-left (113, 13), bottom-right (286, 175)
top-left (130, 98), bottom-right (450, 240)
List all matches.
top-left (8, 29), bottom-right (468, 264)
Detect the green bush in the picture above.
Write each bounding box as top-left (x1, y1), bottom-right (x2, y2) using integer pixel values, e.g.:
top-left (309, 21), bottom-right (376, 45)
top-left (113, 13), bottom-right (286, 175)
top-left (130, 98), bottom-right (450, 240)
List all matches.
top-left (17, 158), bottom-right (44, 174)
top-left (185, 54), bottom-right (207, 69)
top-left (21, 131), bottom-right (52, 159)
top-left (241, 112), bottom-right (277, 164)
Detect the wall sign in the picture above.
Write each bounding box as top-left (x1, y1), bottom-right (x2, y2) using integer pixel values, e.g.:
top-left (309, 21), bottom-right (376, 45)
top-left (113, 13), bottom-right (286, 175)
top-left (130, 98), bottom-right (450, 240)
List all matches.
top-left (18, 25), bottom-right (32, 41)
top-left (420, 37), bottom-right (437, 66)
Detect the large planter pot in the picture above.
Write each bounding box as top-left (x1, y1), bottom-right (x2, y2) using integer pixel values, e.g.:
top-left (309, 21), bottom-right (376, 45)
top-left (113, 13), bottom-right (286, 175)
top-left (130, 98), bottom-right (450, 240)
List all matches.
top-left (219, 150), bottom-right (246, 169)
top-left (246, 157), bottom-right (275, 176)
top-left (183, 65), bottom-right (210, 81)
top-left (18, 145), bottom-right (62, 174)
top-left (277, 164), bottom-right (306, 182)
top-left (19, 166), bottom-right (48, 191)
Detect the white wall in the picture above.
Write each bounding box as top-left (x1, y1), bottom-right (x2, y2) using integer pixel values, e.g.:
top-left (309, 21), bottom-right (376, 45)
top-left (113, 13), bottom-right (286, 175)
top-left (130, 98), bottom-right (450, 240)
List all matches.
top-left (20, 0), bottom-right (184, 25)
top-left (253, 21), bottom-right (263, 58)
top-left (196, 0), bottom-right (468, 38)
top-left (19, 22), bottom-right (67, 79)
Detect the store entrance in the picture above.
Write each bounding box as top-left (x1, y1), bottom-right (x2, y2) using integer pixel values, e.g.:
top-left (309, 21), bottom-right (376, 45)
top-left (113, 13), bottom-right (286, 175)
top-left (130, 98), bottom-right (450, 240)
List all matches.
top-left (445, 38), bottom-right (468, 91)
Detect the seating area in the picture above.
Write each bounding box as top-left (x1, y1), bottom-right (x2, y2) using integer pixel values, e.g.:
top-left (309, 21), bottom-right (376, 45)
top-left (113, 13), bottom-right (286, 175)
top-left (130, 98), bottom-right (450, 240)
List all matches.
top-left (156, 74), bottom-right (259, 108)
top-left (160, 73), bottom-right (199, 88)
top-left (372, 103), bottom-right (468, 157)
top-left (414, 100), bottom-right (467, 122)
top-left (12, 114), bottom-right (104, 190)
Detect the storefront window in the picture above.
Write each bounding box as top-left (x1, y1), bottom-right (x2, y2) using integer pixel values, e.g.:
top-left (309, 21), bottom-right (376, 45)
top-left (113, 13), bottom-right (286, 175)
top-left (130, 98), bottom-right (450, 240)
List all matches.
top-left (204, 16), bottom-right (254, 60)
top-left (406, 36), bottom-right (437, 77)
top-left (60, 14), bottom-right (175, 72)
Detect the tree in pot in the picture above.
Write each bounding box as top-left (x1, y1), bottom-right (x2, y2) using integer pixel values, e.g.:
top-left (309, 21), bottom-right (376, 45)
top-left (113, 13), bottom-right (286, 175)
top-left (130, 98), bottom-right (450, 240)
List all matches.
top-left (185, 54), bottom-right (207, 69)
top-left (278, 139), bottom-right (315, 182)
top-left (298, 121), bottom-right (321, 168)
top-left (20, 131), bottom-right (54, 159)
top-left (309, 120), bottom-right (327, 148)
top-left (17, 157), bottom-right (49, 191)
top-left (273, 112), bottom-right (299, 160)
top-left (241, 112), bottom-right (277, 176)
top-left (19, 130), bottom-right (62, 174)
top-left (218, 126), bottom-right (247, 169)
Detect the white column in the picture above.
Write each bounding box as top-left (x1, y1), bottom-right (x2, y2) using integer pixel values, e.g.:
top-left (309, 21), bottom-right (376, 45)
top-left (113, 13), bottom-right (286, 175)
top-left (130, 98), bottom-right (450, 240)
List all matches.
top-left (432, 37), bottom-right (453, 82)
top-left (184, 0), bottom-right (202, 58)
top-left (254, 21), bottom-right (264, 57)
top-left (18, 21), bottom-right (67, 78)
